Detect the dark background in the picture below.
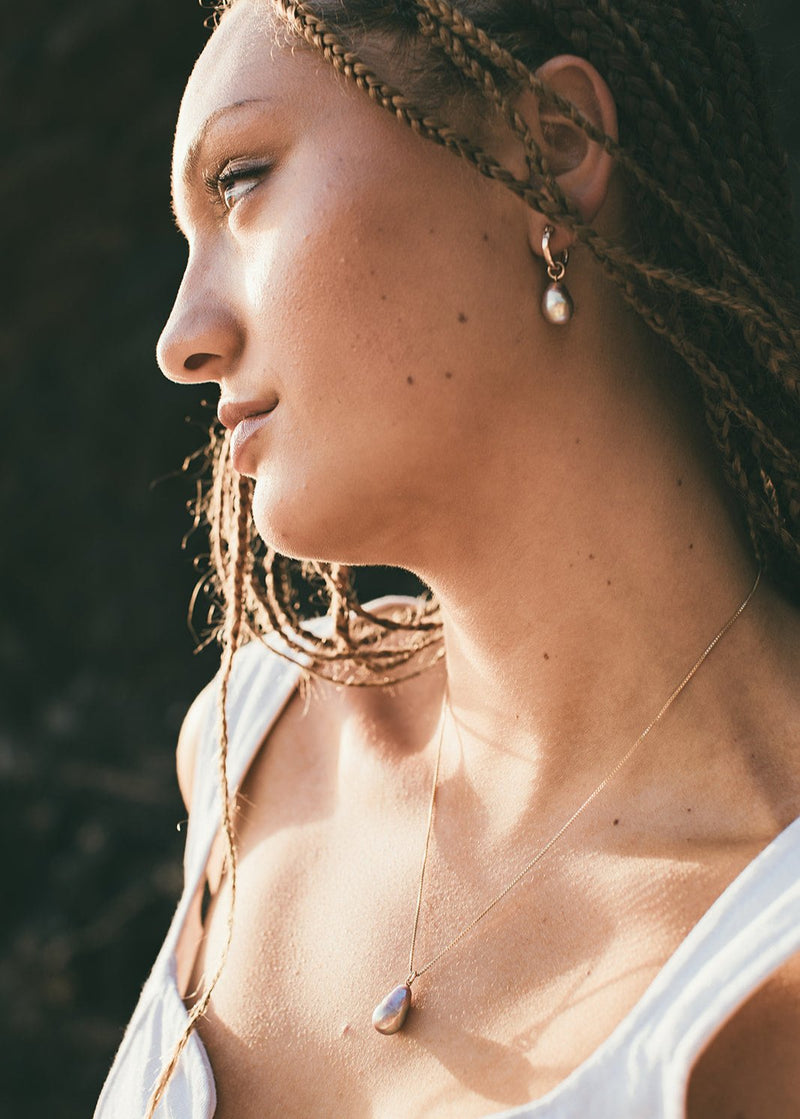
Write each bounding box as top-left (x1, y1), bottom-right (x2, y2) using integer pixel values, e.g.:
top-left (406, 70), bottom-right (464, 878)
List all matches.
top-left (2, 2), bottom-right (799, 1116)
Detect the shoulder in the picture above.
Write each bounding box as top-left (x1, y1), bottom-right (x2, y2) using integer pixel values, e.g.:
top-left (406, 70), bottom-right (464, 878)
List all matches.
top-left (176, 678), bottom-right (217, 812)
top-left (175, 636), bottom-right (311, 811)
top-left (175, 595), bottom-right (432, 809)
top-left (687, 947), bottom-right (800, 1117)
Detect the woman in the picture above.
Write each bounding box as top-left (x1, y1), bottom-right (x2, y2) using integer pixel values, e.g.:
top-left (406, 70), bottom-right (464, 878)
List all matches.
top-left (96, 1), bottom-right (800, 1116)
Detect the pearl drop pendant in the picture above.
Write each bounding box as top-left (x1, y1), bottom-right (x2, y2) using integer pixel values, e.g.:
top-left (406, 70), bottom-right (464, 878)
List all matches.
top-left (542, 280), bottom-right (574, 325)
top-left (372, 984), bottom-right (412, 1034)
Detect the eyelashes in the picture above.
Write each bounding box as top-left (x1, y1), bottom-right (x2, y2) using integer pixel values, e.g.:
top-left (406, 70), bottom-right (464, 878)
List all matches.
top-left (202, 158), bottom-right (273, 215)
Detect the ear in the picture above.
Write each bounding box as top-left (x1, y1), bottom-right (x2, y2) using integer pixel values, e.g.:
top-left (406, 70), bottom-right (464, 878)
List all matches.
top-left (508, 54), bottom-right (618, 258)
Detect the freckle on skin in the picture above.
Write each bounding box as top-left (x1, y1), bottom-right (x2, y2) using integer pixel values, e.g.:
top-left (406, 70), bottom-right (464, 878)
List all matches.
top-left (444, 371), bottom-right (453, 379)
top-left (689, 542), bottom-right (694, 550)
top-left (589, 553), bottom-right (595, 560)
top-left (543, 652), bottom-right (550, 660)
top-left (677, 478), bottom-right (683, 487)
top-left (380, 294), bottom-right (387, 300)
top-left (607, 580), bottom-right (612, 586)
top-left (575, 437), bottom-right (581, 445)
top-left (457, 311), bottom-right (468, 323)
top-left (407, 376), bottom-right (415, 385)
top-left (613, 818), bottom-right (620, 826)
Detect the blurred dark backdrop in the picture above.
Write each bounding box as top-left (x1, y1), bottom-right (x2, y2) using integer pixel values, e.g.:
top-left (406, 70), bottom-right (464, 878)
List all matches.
top-left (2, 2), bottom-right (799, 1116)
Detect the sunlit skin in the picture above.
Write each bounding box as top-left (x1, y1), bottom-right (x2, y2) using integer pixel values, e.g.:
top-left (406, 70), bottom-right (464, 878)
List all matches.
top-left (158, 2), bottom-right (800, 1116)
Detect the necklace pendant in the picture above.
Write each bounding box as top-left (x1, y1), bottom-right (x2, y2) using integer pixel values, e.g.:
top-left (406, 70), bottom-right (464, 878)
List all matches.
top-left (372, 983), bottom-right (412, 1035)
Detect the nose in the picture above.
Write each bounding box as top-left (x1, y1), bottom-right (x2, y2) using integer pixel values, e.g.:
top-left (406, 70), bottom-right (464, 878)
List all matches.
top-left (156, 260), bottom-right (242, 385)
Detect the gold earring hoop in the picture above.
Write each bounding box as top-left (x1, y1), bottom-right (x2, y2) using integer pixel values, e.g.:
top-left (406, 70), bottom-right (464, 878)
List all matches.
top-left (541, 225), bottom-right (574, 325)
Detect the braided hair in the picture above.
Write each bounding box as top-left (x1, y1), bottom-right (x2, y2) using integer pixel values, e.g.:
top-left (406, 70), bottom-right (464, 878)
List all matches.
top-left (147, 2), bottom-right (799, 1111)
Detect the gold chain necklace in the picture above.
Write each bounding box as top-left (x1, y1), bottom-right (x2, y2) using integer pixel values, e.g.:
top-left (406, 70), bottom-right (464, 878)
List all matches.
top-left (371, 568), bottom-right (763, 1034)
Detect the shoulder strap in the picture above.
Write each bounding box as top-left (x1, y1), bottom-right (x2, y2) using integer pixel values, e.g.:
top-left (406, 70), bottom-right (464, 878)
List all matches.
top-left (484, 816), bottom-right (800, 1119)
top-left (551, 816), bottom-right (800, 1119)
top-left (181, 640), bottom-right (303, 891)
top-left (176, 597), bottom-right (419, 938)
top-left (628, 814), bottom-right (800, 1118)
top-left (181, 597), bottom-right (420, 884)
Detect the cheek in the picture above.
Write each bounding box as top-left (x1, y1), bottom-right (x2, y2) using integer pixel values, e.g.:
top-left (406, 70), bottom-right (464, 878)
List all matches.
top-left (249, 208), bottom-right (524, 430)
top-left (241, 164), bottom-right (536, 562)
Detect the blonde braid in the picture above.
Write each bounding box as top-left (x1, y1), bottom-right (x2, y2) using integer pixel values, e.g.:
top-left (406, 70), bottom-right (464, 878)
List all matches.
top-left (144, 475), bottom-right (251, 1118)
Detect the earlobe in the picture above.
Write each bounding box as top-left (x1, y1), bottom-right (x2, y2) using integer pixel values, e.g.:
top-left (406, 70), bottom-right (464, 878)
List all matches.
top-left (514, 53), bottom-right (618, 256)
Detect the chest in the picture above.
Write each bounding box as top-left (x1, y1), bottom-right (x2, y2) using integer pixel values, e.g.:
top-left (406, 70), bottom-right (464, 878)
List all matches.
top-left (179, 800), bottom-right (760, 1119)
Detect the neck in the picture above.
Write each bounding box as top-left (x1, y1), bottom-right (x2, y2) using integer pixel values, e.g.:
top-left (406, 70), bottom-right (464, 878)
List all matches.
top-left (408, 339), bottom-right (763, 825)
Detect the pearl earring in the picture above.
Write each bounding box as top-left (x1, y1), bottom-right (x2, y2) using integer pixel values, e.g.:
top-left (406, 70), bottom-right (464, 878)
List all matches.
top-left (541, 225), bottom-right (574, 325)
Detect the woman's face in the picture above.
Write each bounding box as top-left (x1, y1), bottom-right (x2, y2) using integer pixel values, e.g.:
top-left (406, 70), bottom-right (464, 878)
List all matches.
top-left (159, 0), bottom-right (543, 567)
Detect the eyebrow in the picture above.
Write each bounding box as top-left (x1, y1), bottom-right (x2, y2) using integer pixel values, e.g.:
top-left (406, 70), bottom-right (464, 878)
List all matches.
top-left (170, 98), bottom-right (275, 231)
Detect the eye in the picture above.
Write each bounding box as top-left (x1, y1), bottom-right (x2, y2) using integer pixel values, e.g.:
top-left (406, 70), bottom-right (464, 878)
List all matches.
top-left (204, 159), bottom-right (272, 214)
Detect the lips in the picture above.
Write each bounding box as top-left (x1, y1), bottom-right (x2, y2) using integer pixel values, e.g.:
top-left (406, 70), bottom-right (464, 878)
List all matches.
top-left (218, 397), bottom-right (278, 472)
top-left (217, 397), bottom-right (278, 432)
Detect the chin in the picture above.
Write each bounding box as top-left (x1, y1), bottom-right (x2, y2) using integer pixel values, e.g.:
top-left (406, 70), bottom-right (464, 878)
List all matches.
top-left (250, 473), bottom-right (395, 567)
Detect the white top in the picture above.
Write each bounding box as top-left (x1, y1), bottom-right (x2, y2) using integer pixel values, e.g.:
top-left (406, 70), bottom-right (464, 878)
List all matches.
top-left (95, 617), bottom-right (800, 1119)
